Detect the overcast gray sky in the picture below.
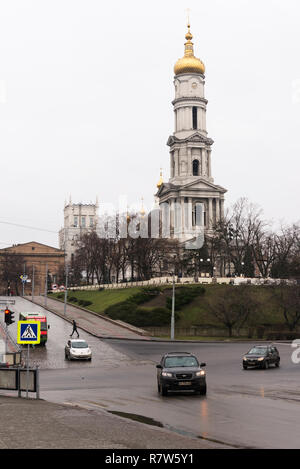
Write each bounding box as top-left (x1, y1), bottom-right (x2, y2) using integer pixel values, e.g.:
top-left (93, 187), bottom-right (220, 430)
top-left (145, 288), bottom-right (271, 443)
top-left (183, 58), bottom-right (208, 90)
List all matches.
top-left (0, 0), bottom-right (299, 248)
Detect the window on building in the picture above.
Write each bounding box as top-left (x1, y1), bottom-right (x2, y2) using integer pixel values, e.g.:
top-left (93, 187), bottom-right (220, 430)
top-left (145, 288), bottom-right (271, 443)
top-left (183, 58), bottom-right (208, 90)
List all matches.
top-left (74, 216), bottom-right (78, 227)
top-left (193, 159), bottom-right (199, 176)
top-left (81, 216), bottom-right (86, 228)
top-left (192, 106), bottom-right (197, 130)
top-left (89, 217), bottom-right (94, 227)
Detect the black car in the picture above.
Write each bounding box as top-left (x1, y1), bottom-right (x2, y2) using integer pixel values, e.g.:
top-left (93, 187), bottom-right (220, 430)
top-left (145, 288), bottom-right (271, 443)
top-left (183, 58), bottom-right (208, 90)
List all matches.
top-left (156, 352), bottom-right (207, 396)
top-left (243, 345), bottom-right (280, 370)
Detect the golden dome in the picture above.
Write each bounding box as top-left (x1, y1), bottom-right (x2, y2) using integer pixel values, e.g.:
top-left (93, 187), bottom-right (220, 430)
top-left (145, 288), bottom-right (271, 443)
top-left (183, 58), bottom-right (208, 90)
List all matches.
top-left (174, 24), bottom-right (205, 76)
top-left (157, 169), bottom-right (163, 189)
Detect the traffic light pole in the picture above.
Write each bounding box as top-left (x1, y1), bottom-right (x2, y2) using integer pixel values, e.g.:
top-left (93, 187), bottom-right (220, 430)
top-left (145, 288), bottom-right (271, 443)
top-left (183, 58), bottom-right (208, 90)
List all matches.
top-left (26, 344), bottom-right (30, 399)
top-left (5, 324), bottom-right (8, 355)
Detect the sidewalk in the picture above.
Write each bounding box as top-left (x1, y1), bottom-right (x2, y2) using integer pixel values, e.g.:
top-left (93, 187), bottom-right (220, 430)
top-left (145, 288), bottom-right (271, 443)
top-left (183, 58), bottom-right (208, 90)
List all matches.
top-left (27, 296), bottom-right (151, 341)
top-left (0, 395), bottom-right (231, 449)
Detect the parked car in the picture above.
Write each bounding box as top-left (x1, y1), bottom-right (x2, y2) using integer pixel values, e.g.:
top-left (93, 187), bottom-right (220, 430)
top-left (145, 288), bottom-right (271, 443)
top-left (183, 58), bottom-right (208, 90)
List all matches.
top-left (242, 345), bottom-right (280, 370)
top-left (65, 339), bottom-right (92, 361)
top-left (156, 352), bottom-right (207, 396)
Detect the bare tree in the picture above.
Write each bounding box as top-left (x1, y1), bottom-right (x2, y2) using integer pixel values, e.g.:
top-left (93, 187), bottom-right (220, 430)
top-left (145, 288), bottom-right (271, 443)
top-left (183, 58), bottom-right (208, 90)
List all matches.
top-left (0, 252), bottom-right (25, 295)
top-left (206, 285), bottom-right (260, 337)
top-left (272, 283), bottom-right (300, 331)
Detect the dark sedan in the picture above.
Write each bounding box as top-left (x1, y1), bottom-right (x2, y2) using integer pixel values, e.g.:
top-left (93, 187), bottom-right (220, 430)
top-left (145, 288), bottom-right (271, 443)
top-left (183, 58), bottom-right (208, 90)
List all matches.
top-left (243, 345), bottom-right (280, 370)
top-left (156, 352), bottom-right (207, 396)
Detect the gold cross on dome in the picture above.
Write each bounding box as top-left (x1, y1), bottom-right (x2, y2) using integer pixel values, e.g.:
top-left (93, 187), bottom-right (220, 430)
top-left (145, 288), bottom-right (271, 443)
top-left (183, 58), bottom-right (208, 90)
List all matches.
top-left (185, 8), bottom-right (191, 27)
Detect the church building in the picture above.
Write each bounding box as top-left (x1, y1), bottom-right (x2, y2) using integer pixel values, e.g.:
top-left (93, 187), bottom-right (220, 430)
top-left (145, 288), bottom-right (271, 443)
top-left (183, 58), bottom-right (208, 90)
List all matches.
top-left (156, 23), bottom-right (227, 244)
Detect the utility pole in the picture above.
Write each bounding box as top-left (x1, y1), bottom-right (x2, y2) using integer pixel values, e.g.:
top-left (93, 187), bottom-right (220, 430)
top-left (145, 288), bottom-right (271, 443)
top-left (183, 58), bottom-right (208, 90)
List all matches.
top-left (170, 255), bottom-right (176, 341)
top-left (171, 273), bottom-right (175, 340)
top-left (22, 263), bottom-right (26, 297)
top-left (44, 263), bottom-right (48, 308)
top-left (64, 264), bottom-right (68, 316)
top-left (32, 264), bottom-right (35, 301)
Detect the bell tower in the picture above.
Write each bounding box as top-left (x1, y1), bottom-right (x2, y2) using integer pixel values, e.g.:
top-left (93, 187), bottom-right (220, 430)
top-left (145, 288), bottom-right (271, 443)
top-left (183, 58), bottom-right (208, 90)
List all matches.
top-left (157, 22), bottom-right (227, 242)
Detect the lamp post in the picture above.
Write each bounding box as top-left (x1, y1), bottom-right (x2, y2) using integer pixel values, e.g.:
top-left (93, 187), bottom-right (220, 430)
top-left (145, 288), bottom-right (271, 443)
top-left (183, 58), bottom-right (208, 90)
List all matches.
top-left (64, 264), bottom-right (69, 316)
top-left (31, 264), bottom-right (35, 301)
top-left (170, 255), bottom-right (176, 341)
top-left (200, 258), bottom-right (211, 277)
top-left (44, 263), bottom-right (48, 308)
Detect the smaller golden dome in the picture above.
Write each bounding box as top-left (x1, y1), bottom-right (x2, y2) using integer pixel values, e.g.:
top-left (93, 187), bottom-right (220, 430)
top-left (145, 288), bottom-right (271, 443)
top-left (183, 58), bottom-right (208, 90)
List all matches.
top-left (174, 24), bottom-right (205, 76)
top-left (157, 169), bottom-right (163, 189)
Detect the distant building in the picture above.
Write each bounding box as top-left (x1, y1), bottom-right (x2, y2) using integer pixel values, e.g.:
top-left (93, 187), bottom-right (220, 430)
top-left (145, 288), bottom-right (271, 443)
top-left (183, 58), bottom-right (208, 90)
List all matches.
top-left (59, 197), bottom-right (99, 263)
top-left (0, 241), bottom-right (65, 295)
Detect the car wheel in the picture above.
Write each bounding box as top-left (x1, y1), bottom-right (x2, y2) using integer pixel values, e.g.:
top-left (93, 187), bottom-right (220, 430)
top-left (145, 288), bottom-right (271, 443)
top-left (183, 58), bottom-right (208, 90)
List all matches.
top-left (160, 385), bottom-right (168, 397)
top-left (243, 365), bottom-right (248, 370)
top-left (197, 385), bottom-right (207, 396)
top-left (263, 360), bottom-right (269, 370)
top-left (275, 360), bottom-right (280, 368)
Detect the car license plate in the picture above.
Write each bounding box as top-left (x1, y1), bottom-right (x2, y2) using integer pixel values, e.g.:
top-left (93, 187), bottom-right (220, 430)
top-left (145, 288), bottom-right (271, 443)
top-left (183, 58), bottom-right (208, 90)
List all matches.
top-left (179, 381), bottom-right (192, 386)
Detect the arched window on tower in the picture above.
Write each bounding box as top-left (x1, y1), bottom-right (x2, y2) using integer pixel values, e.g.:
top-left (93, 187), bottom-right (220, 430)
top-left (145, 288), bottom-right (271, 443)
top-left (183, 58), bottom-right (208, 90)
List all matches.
top-left (193, 159), bottom-right (199, 176)
top-left (192, 107), bottom-right (198, 130)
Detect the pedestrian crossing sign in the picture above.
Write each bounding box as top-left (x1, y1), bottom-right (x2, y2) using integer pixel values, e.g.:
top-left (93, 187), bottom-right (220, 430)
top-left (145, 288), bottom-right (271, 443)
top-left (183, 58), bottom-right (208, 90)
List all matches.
top-left (17, 321), bottom-right (41, 345)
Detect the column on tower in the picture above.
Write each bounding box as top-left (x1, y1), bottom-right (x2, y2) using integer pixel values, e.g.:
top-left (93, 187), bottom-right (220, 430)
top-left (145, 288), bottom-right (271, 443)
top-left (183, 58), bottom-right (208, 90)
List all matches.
top-left (216, 197), bottom-right (220, 223)
top-left (170, 199), bottom-right (175, 235)
top-left (220, 199), bottom-right (225, 219)
top-left (181, 198), bottom-right (185, 234)
top-left (187, 147), bottom-right (192, 176)
top-left (208, 198), bottom-right (213, 229)
top-left (175, 150), bottom-right (179, 176)
top-left (188, 197), bottom-right (193, 232)
top-left (201, 149), bottom-right (206, 177)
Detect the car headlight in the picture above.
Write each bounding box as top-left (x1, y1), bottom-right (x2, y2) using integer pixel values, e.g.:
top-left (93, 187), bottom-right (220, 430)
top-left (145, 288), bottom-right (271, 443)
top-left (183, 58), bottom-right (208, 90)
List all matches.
top-left (162, 372), bottom-right (173, 377)
top-left (257, 357), bottom-right (264, 361)
top-left (243, 357), bottom-right (247, 361)
top-left (196, 370), bottom-right (206, 377)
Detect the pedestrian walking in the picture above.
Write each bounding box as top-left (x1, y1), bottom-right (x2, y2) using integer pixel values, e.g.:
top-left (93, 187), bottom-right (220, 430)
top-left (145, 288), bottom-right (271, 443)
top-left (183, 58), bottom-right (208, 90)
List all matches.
top-left (70, 320), bottom-right (79, 338)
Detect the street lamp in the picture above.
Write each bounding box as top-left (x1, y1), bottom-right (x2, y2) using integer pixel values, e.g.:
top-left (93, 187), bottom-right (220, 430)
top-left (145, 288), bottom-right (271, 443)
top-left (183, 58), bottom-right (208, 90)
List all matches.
top-left (64, 264), bottom-right (69, 316)
top-left (200, 258), bottom-right (211, 277)
top-left (170, 255), bottom-right (176, 341)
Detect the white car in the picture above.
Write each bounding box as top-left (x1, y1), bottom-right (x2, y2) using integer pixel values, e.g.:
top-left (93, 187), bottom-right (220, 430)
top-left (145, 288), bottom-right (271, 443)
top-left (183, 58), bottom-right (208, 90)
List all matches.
top-left (65, 339), bottom-right (92, 361)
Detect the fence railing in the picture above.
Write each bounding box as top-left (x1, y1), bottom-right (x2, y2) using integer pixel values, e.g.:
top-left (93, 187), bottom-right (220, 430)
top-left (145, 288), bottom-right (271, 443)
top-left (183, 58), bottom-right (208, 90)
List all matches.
top-left (60, 276), bottom-right (296, 292)
top-left (0, 367), bottom-right (40, 398)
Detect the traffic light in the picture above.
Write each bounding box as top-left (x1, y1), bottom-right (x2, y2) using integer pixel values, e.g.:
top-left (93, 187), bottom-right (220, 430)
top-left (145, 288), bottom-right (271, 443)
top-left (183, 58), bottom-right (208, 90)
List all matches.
top-left (4, 309), bottom-right (15, 326)
top-left (9, 311), bottom-right (15, 325)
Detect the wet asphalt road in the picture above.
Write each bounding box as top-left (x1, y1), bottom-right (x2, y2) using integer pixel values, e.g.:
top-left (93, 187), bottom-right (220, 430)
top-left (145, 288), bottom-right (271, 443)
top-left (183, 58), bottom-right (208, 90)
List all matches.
top-left (40, 339), bottom-right (300, 449)
top-left (2, 297), bottom-right (300, 448)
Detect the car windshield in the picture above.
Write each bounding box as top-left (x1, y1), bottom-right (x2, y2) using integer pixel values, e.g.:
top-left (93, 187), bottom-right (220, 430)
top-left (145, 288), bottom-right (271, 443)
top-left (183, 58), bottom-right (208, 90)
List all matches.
top-left (164, 356), bottom-right (199, 368)
top-left (71, 341), bottom-right (88, 348)
top-left (248, 347), bottom-right (267, 356)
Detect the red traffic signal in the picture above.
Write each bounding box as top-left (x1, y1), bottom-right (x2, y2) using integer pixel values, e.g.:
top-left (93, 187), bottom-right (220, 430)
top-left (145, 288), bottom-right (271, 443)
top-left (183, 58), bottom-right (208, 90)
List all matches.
top-left (4, 309), bottom-right (15, 326)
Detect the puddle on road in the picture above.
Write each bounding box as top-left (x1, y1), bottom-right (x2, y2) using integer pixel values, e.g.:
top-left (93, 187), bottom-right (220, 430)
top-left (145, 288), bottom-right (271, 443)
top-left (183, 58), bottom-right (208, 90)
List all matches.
top-left (107, 410), bottom-right (242, 448)
top-left (108, 411), bottom-right (164, 428)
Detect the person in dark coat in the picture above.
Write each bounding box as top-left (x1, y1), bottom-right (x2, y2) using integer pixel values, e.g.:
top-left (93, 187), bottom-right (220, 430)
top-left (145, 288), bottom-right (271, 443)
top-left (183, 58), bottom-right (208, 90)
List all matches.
top-left (70, 320), bottom-right (79, 338)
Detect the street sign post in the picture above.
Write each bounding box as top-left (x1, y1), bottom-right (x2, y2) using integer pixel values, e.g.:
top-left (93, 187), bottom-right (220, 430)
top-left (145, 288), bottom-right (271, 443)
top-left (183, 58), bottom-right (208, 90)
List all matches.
top-left (17, 321), bottom-right (40, 345)
top-left (17, 321), bottom-right (40, 398)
